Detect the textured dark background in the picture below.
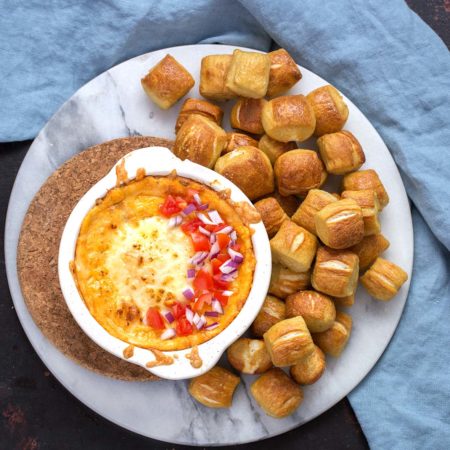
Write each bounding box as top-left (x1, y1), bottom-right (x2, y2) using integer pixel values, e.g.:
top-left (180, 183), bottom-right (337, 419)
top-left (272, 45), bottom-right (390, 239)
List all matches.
top-left (1, 2), bottom-right (448, 449)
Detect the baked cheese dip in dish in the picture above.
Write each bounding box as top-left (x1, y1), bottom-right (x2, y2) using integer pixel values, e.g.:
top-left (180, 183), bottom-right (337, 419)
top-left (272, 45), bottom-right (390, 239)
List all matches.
top-left (59, 147), bottom-right (271, 379)
top-left (74, 174), bottom-right (255, 351)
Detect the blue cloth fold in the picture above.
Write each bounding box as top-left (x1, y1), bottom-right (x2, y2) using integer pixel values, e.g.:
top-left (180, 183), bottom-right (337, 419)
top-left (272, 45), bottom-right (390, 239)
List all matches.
top-left (1, 0), bottom-right (449, 448)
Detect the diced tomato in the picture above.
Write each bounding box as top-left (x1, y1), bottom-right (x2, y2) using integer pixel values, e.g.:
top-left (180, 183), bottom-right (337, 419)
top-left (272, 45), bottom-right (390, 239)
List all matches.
top-left (193, 268), bottom-right (214, 293)
top-left (217, 233), bottom-right (231, 250)
top-left (190, 231), bottom-right (211, 252)
top-left (216, 252), bottom-right (229, 262)
top-left (191, 299), bottom-right (205, 313)
top-left (175, 196), bottom-right (187, 209)
top-left (160, 195), bottom-right (181, 217)
top-left (198, 292), bottom-right (213, 305)
top-left (211, 258), bottom-right (222, 274)
top-left (230, 243), bottom-right (241, 252)
top-left (211, 253), bottom-right (229, 274)
top-left (181, 218), bottom-right (202, 234)
top-left (176, 317), bottom-right (193, 336)
top-left (146, 307), bottom-right (165, 330)
top-left (214, 223), bottom-right (228, 232)
top-left (172, 302), bottom-right (186, 320)
top-left (213, 273), bottom-right (230, 290)
top-left (214, 291), bottom-right (229, 307)
top-left (192, 293), bottom-right (212, 313)
top-left (204, 223), bottom-right (227, 233)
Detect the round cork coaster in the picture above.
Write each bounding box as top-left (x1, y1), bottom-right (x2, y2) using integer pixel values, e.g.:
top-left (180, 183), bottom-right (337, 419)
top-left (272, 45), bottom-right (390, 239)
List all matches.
top-left (17, 136), bottom-right (174, 381)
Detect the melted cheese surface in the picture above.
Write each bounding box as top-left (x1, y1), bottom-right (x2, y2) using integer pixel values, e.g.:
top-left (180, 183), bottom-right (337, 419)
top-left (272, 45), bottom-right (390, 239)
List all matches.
top-left (73, 175), bottom-right (255, 351)
top-left (104, 216), bottom-right (192, 319)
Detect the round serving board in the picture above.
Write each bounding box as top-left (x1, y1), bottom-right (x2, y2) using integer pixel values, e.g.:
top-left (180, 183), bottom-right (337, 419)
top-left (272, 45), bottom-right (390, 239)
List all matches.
top-left (5, 44), bottom-right (413, 446)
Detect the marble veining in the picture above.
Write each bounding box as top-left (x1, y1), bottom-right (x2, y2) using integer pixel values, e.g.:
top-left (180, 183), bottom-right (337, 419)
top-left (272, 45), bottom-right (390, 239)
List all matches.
top-left (4, 44), bottom-right (413, 445)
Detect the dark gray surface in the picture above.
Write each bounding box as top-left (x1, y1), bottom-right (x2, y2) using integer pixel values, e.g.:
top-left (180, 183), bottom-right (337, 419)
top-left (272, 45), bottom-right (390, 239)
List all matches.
top-left (1, 1), bottom-right (447, 448)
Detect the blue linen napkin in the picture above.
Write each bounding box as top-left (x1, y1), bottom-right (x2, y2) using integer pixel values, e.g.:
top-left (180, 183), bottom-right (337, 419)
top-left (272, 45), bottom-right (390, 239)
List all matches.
top-left (1, 0), bottom-right (449, 448)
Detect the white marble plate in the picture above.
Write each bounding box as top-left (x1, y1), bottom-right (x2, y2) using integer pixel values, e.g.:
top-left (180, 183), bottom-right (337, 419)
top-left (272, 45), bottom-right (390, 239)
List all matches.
top-left (5, 44), bottom-right (413, 446)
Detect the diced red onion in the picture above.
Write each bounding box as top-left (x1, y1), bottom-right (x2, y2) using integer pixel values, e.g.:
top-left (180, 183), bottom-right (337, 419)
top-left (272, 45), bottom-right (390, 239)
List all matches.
top-left (228, 247), bottom-right (244, 263)
top-left (183, 288), bottom-right (194, 300)
top-left (205, 322), bottom-right (219, 331)
top-left (193, 193), bottom-right (202, 205)
top-left (190, 251), bottom-right (208, 265)
top-left (193, 313), bottom-right (201, 327)
top-left (220, 272), bottom-right (238, 282)
top-left (209, 241), bottom-right (220, 259)
top-left (219, 259), bottom-right (239, 274)
top-left (197, 212), bottom-right (215, 225)
top-left (198, 226), bottom-right (211, 236)
top-left (220, 290), bottom-right (233, 297)
top-left (205, 311), bottom-right (219, 317)
top-left (210, 233), bottom-right (217, 244)
top-left (196, 315), bottom-right (206, 330)
top-left (187, 268), bottom-right (195, 279)
top-left (185, 307), bottom-right (194, 324)
top-left (164, 312), bottom-right (175, 323)
top-left (230, 231), bottom-right (237, 241)
top-left (183, 203), bottom-right (197, 215)
top-left (198, 203), bottom-right (208, 211)
top-left (160, 328), bottom-right (176, 340)
top-left (168, 215), bottom-right (182, 228)
top-left (211, 299), bottom-right (223, 314)
top-left (208, 210), bottom-right (223, 224)
top-left (217, 225), bottom-right (233, 235)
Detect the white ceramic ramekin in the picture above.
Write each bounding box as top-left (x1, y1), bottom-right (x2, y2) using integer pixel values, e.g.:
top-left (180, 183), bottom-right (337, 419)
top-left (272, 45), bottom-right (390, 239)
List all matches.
top-left (58, 147), bottom-right (271, 380)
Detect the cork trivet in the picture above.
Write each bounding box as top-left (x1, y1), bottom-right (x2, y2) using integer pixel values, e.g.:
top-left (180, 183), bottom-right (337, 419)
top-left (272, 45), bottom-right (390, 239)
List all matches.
top-left (17, 136), bottom-right (175, 381)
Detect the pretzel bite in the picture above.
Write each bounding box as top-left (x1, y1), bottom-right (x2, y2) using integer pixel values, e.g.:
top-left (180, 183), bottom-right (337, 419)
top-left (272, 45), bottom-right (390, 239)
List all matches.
top-left (269, 263), bottom-right (311, 299)
top-left (317, 130), bottom-right (365, 175)
top-left (189, 366), bottom-right (240, 408)
top-left (291, 189), bottom-right (338, 235)
top-left (141, 54), bottom-right (194, 109)
top-left (360, 257), bottom-right (408, 301)
top-left (200, 54), bottom-right (236, 101)
top-left (312, 246), bottom-right (359, 297)
top-left (261, 95), bottom-right (316, 142)
top-left (258, 134), bottom-right (296, 164)
top-left (267, 48), bottom-right (302, 97)
top-left (306, 85), bottom-right (349, 136)
top-left (342, 169), bottom-right (389, 210)
top-left (341, 189), bottom-right (381, 236)
top-left (285, 290), bottom-right (336, 332)
top-left (264, 316), bottom-right (315, 367)
top-left (227, 338), bottom-right (272, 374)
top-left (251, 295), bottom-right (286, 337)
top-left (270, 220), bottom-right (318, 273)
top-left (271, 190), bottom-right (301, 216)
top-left (332, 294), bottom-right (355, 307)
top-left (175, 98), bottom-right (223, 133)
top-left (225, 49), bottom-right (271, 98)
top-left (315, 198), bottom-right (365, 249)
top-left (274, 150), bottom-right (324, 197)
top-left (173, 115), bottom-right (227, 168)
top-left (251, 368), bottom-right (303, 418)
top-left (214, 146), bottom-right (274, 200)
top-left (224, 132), bottom-right (259, 154)
top-left (230, 98), bottom-right (266, 135)
top-left (254, 197), bottom-right (288, 237)
top-left (350, 234), bottom-right (390, 272)
top-left (290, 345), bottom-right (326, 385)
top-left (312, 311), bottom-right (352, 357)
